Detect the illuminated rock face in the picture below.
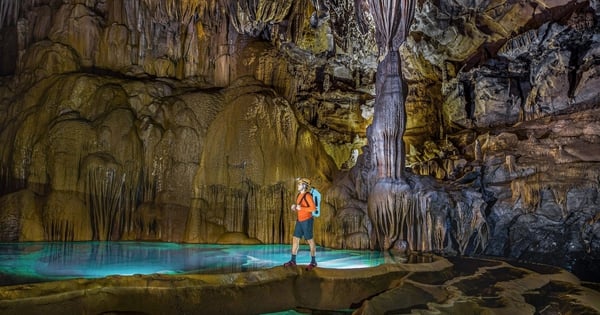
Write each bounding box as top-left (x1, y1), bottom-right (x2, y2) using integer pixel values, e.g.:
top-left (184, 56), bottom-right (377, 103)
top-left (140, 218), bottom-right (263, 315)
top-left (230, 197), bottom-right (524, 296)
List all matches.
top-left (0, 0), bottom-right (598, 281)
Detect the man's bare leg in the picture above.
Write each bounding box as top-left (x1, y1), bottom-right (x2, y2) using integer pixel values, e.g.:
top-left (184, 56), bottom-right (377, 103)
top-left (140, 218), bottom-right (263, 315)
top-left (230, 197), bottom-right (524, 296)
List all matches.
top-left (307, 239), bottom-right (316, 257)
top-left (292, 236), bottom-right (300, 255)
top-left (284, 236), bottom-right (301, 266)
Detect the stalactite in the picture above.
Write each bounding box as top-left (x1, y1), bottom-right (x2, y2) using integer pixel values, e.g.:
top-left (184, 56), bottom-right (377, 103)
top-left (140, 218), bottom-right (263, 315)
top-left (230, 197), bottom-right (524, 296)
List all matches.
top-left (42, 190), bottom-right (92, 241)
top-left (187, 181), bottom-right (293, 244)
top-left (511, 174), bottom-right (541, 211)
top-left (432, 214), bottom-right (445, 250)
top-left (227, 0), bottom-right (293, 36)
top-left (466, 195), bottom-right (488, 253)
top-left (138, 119), bottom-right (164, 205)
top-left (505, 154), bottom-right (516, 174)
top-left (83, 155), bottom-right (125, 241)
top-left (120, 161), bottom-right (141, 237)
top-left (0, 193), bottom-right (20, 241)
top-left (247, 182), bottom-right (291, 244)
top-left (498, 29), bottom-right (538, 60)
top-left (0, 0), bottom-right (38, 28)
top-left (116, 0), bottom-right (213, 79)
top-left (551, 187), bottom-right (568, 218)
top-left (452, 202), bottom-right (469, 254)
top-left (185, 184), bottom-right (227, 243)
top-left (141, 0), bottom-right (202, 25)
top-left (141, 167), bottom-right (157, 203)
top-left (337, 210), bottom-right (365, 240)
top-left (223, 188), bottom-right (246, 232)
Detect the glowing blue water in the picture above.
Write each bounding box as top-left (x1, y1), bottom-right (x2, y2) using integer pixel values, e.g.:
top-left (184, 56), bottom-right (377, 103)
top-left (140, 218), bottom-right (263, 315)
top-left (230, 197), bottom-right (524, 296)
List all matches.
top-left (0, 242), bottom-right (386, 285)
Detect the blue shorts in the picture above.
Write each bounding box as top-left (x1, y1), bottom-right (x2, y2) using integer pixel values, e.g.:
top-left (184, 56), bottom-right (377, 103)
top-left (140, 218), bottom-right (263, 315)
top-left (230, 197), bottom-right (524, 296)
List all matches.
top-left (293, 217), bottom-right (314, 240)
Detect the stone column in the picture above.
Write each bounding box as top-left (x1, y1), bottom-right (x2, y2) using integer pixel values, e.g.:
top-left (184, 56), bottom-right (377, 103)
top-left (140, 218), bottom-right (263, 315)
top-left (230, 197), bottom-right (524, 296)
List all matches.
top-left (366, 0), bottom-right (415, 250)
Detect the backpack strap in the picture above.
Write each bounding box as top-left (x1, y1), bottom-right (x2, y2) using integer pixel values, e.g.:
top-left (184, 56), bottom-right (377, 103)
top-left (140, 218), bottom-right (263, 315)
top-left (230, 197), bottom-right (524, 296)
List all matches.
top-left (299, 192), bottom-right (312, 207)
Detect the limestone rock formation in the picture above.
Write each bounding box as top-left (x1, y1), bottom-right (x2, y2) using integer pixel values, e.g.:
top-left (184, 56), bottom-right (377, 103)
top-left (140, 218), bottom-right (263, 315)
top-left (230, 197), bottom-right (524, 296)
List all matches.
top-left (0, 0), bottom-right (598, 283)
top-left (185, 77), bottom-right (338, 244)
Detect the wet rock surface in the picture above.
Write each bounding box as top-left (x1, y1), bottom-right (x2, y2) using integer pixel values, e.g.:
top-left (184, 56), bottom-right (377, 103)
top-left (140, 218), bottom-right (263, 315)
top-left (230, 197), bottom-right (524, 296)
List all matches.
top-left (0, 256), bottom-right (598, 315)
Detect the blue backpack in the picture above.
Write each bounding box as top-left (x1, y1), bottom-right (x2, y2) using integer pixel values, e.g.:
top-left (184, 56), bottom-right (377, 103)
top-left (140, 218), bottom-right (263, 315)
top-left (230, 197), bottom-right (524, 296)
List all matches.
top-left (310, 187), bottom-right (321, 217)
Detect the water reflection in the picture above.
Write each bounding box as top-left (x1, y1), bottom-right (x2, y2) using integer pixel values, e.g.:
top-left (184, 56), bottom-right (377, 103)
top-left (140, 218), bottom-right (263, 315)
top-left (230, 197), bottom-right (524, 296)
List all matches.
top-left (0, 242), bottom-right (391, 285)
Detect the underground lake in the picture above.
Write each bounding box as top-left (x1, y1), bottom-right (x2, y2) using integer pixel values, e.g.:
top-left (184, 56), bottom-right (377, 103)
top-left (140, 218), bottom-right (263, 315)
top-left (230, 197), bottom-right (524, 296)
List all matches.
top-left (0, 241), bottom-right (394, 285)
top-left (0, 242), bottom-right (599, 315)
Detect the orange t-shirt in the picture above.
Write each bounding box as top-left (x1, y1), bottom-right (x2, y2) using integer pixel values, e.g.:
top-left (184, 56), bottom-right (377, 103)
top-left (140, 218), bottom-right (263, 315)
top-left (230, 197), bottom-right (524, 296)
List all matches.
top-left (296, 192), bottom-right (316, 222)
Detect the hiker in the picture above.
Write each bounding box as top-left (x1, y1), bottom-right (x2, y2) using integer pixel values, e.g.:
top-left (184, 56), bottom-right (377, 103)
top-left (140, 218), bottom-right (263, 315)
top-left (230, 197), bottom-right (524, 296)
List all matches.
top-left (284, 177), bottom-right (317, 270)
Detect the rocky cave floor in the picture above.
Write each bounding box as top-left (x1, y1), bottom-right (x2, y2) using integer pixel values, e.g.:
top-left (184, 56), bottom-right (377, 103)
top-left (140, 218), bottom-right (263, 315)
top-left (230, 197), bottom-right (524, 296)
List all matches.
top-left (0, 254), bottom-right (599, 315)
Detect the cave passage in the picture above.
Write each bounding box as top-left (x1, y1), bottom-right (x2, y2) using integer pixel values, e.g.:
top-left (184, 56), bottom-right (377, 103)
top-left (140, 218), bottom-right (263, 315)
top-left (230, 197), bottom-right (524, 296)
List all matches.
top-left (0, 242), bottom-right (394, 286)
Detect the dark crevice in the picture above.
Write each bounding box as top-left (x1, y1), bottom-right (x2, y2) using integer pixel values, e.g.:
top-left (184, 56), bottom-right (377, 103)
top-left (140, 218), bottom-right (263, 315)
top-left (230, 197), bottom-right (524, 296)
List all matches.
top-left (462, 80), bottom-right (475, 120)
top-left (567, 41), bottom-right (590, 98)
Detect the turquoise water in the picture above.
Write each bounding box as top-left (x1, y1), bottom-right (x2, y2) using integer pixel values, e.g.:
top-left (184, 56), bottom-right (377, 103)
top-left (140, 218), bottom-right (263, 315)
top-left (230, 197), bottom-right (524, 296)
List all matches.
top-left (0, 242), bottom-right (386, 285)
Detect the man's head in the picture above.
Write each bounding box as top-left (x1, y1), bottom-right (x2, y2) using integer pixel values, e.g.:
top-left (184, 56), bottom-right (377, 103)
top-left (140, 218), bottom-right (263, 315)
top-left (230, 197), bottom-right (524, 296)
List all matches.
top-left (296, 177), bottom-right (311, 191)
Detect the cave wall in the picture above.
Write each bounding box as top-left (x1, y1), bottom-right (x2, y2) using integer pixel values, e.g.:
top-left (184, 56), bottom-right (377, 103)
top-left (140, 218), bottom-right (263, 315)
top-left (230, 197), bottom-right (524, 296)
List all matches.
top-left (400, 0), bottom-right (600, 278)
top-left (0, 0), bottom-right (598, 280)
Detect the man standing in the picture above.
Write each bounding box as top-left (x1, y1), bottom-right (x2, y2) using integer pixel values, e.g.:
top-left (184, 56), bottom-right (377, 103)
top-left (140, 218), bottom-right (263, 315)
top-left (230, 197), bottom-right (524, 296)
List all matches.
top-left (284, 177), bottom-right (317, 270)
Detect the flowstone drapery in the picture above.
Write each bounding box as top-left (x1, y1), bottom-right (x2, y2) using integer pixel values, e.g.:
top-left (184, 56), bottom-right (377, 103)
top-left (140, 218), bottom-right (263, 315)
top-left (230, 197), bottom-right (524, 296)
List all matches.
top-left (362, 0), bottom-right (487, 253)
top-left (368, 0), bottom-right (415, 180)
top-left (366, 0), bottom-right (417, 250)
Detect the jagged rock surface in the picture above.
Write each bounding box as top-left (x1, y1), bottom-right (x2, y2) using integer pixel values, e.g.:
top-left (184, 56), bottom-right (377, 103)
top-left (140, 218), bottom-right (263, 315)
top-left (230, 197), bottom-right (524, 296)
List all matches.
top-left (0, 0), bottom-right (598, 282)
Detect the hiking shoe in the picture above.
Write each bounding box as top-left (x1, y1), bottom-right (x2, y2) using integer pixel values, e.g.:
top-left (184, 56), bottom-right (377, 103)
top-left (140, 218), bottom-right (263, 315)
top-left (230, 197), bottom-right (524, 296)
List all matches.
top-left (283, 260), bottom-right (297, 267)
top-left (305, 262), bottom-right (317, 271)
